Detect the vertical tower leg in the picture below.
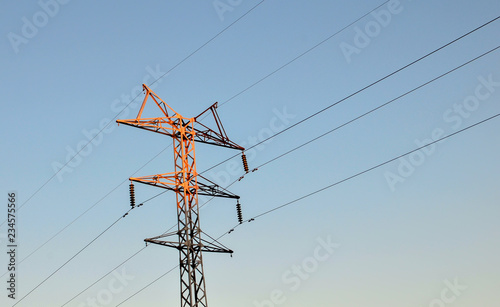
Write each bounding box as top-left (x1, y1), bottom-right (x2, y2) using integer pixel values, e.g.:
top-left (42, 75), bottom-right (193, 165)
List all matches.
top-left (174, 119), bottom-right (208, 307)
top-left (177, 203), bottom-right (207, 307)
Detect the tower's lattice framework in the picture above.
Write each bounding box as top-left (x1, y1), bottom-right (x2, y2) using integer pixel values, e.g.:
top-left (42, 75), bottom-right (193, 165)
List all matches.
top-left (117, 84), bottom-right (245, 307)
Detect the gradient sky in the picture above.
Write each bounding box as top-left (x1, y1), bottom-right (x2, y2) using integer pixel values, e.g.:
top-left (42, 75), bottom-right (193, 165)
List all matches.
top-left (1, 1), bottom-right (500, 306)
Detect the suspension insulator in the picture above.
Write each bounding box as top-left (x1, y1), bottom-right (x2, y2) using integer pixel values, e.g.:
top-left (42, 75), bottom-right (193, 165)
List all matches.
top-left (236, 202), bottom-right (243, 224)
top-left (129, 183), bottom-right (135, 207)
top-left (241, 154), bottom-right (249, 173)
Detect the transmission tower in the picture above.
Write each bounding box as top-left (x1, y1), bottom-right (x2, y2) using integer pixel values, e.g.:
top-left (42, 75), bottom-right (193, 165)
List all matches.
top-left (117, 84), bottom-right (248, 307)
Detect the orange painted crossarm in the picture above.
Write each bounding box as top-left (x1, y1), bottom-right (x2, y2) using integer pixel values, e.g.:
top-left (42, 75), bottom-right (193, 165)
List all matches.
top-left (130, 172), bottom-right (180, 189)
top-left (117, 84), bottom-right (244, 150)
top-left (137, 84), bottom-right (177, 119)
top-left (131, 173), bottom-right (239, 200)
top-left (116, 117), bottom-right (180, 137)
top-left (194, 102), bottom-right (244, 150)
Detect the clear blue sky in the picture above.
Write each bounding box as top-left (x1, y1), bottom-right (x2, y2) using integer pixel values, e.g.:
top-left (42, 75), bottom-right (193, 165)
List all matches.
top-left (1, 1), bottom-right (500, 306)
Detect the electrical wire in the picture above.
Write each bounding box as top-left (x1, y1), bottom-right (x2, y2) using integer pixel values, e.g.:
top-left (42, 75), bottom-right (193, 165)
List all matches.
top-left (217, 0), bottom-right (391, 107)
top-left (201, 14), bottom-right (500, 174)
top-left (11, 9), bottom-right (500, 305)
top-left (0, 146), bottom-right (169, 279)
top-left (44, 8), bottom-right (500, 258)
top-left (59, 246), bottom-right (147, 307)
top-left (115, 265), bottom-right (178, 307)
top-left (244, 112), bottom-right (500, 222)
top-left (1, 0), bottom-right (266, 226)
top-left (72, 43), bottom-right (500, 305)
top-left (1, 0), bottom-right (395, 271)
top-left (9, 0), bottom-right (392, 281)
top-left (112, 111), bottom-right (500, 306)
top-left (10, 0), bottom-right (275, 276)
top-left (12, 206), bottom-right (136, 306)
top-left (45, 38), bottom-right (500, 307)
top-left (149, 0), bottom-right (266, 89)
top-left (255, 45), bottom-right (500, 170)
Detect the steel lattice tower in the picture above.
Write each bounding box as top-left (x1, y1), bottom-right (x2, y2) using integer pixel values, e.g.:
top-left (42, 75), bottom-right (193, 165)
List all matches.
top-left (117, 84), bottom-right (245, 307)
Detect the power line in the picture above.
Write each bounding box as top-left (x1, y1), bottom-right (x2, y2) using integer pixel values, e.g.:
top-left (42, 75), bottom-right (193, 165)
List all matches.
top-left (128, 41), bottom-right (500, 234)
top-left (2, 0), bottom-right (394, 272)
top-left (93, 14), bottom-right (500, 253)
top-left (23, 38), bottom-right (500, 306)
top-left (115, 265), bottom-right (179, 307)
top-left (11, 9), bottom-right (500, 306)
top-left (59, 246), bottom-right (147, 307)
top-left (113, 14), bottom-right (500, 225)
top-left (256, 45), bottom-right (500, 170)
top-left (1, 0), bottom-right (266, 227)
top-left (50, 40), bottom-right (500, 307)
top-left (12, 207), bottom-right (135, 306)
top-left (112, 111), bottom-right (500, 305)
top-left (149, 0), bottom-right (266, 89)
top-left (105, 43), bottom-right (500, 303)
top-left (70, 68), bottom-right (500, 305)
top-left (0, 146), bottom-right (169, 280)
top-left (0, 0), bottom-right (267, 264)
top-left (108, 10), bottom-right (500, 222)
top-left (201, 14), bottom-right (500, 174)
top-left (103, 4), bottom-right (405, 301)
top-left (218, 0), bottom-right (391, 107)
top-left (245, 112), bottom-right (500, 221)
top-left (164, 0), bottom-right (392, 161)
top-left (108, 43), bottom-right (500, 302)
